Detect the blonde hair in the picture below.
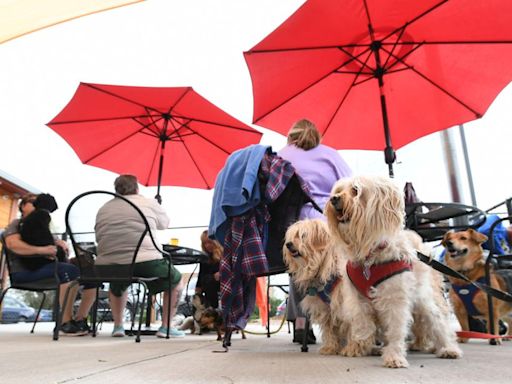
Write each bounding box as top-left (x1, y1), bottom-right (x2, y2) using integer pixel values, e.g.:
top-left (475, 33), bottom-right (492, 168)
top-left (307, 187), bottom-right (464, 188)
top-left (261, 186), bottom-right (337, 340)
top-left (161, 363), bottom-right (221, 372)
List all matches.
top-left (287, 119), bottom-right (321, 150)
top-left (200, 230), bottom-right (223, 263)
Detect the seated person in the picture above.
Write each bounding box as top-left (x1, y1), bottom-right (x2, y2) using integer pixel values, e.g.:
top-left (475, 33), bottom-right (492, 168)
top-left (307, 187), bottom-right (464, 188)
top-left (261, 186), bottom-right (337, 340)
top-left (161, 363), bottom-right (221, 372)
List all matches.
top-left (18, 193), bottom-right (66, 270)
top-left (95, 174), bottom-right (185, 338)
top-left (4, 193), bottom-right (96, 336)
top-left (195, 230), bottom-right (221, 309)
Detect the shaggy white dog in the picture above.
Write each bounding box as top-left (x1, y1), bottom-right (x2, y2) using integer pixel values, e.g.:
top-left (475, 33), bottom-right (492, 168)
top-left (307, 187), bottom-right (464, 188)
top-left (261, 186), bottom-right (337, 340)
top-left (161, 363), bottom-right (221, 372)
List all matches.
top-left (283, 219), bottom-right (347, 355)
top-left (325, 175), bottom-right (461, 368)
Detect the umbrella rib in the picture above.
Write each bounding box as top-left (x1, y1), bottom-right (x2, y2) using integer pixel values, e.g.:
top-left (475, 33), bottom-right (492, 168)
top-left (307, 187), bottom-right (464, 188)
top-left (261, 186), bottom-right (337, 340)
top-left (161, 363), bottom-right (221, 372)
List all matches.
top-left (168, 115), bottom-right (261, 135)
top-left (170, 118), bottom-right (235, 156)
top-left (255, 48), bottom-right (371, 123)
top-left (83, 83), bottom-right (167, 115)
top-left (382, 46), bottom-right (482, 118)
top-left (49, 114), bottom-right (161, 125)
top-left (166, 87), bottom-right (192, 116)
top-left (166, 119), bottom-right (212, 188)
top-left (323, 51), bottom-right (374, 138)
top-left (382, 26), bottom-right (406, 69)
top-left (391, 40), bottom-right (512, 46)
top-left (81, 126), bottom-right (147, 164)
top-left (133, 115), bottom-right (164, 137)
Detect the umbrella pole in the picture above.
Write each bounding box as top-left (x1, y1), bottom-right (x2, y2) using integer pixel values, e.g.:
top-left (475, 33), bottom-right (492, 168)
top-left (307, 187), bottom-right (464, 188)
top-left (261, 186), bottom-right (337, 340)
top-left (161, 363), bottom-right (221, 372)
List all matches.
top-left (155, 139), bottom-right (165, 205)
top-left (370, 40), bottom-right (396, 178)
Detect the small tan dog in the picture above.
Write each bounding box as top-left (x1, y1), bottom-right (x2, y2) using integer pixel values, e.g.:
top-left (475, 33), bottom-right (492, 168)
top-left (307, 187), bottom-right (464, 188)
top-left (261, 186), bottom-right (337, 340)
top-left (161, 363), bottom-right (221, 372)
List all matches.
top-left (325, 175), bottom-right (461, 368)
top-left (283, 219), bottom-right (347, 355)
top-left (442, 229), bottom-right (512, 342)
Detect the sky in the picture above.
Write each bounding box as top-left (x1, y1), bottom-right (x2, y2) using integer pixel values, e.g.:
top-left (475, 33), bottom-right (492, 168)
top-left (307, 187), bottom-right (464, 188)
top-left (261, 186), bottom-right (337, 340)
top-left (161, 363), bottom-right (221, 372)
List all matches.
top-left (1, 0), bottom-right (511, 256)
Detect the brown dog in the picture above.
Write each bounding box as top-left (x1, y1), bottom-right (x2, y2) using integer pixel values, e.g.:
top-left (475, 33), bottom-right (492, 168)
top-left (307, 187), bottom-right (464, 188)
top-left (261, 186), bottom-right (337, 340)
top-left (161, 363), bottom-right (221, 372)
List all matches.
top-left (442, 229), bottom-right (512, 343)
top-left (180, 294), bottom-right (246, 341)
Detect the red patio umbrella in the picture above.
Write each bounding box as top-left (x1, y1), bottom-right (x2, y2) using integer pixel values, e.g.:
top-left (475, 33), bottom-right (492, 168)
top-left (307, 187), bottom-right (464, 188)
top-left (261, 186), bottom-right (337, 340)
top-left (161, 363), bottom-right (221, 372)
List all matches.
top-left (48, 83), bottom-right (262, 201)
top-left (244, 0), bottom-right (512, 176)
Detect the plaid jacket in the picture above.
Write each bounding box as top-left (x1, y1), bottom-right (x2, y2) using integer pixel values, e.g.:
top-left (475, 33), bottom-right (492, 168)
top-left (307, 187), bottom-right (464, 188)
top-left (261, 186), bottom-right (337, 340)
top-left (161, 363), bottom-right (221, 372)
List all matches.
top-left (220, 152), bottom-right (311, 329)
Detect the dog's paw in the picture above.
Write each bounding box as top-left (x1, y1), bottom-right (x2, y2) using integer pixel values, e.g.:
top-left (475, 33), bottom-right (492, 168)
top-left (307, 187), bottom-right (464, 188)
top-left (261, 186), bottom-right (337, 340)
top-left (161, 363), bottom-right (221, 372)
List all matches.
top-left (436, 346), bottom-right (463, 359)
top-left (319, 345), bottom-right (339, 355)
top-left (382, 352), bottom-right (409, 368)
top-left (341, 341), bottom-right (370, 357)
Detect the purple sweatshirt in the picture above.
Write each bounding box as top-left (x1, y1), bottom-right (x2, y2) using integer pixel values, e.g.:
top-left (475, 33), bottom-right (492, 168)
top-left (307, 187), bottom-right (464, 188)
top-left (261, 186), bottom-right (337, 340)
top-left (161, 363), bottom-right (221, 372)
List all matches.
top-left (278, 144), bottom-right (352, 219)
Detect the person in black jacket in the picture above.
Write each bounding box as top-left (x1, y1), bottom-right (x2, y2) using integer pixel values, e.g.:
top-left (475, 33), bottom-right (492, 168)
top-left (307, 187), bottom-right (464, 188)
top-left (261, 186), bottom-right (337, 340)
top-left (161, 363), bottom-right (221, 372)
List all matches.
top-left (195, 230), bottom-right (222, 308)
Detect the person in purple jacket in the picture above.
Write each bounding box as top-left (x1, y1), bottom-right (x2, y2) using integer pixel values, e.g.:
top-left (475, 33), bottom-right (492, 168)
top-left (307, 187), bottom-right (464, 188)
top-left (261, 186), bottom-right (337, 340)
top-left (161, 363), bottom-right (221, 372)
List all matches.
top-left (278, 118), bottom-right (352, 344)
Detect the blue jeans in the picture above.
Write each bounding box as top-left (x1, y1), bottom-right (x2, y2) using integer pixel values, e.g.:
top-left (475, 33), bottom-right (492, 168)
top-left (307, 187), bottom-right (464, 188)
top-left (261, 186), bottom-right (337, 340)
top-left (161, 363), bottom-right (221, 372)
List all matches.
top-left (12, 262), bottom-right (79, 284)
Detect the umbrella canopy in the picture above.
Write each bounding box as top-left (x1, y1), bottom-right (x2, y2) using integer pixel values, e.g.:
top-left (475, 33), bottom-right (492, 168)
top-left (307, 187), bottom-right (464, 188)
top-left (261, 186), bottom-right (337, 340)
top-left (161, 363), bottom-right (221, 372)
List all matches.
top-left (244, 0), bottom-right (512, 176)
top-left (48, 83), bottom-right (262, 201)
top-left (0, 0), bottom-right (142, 44)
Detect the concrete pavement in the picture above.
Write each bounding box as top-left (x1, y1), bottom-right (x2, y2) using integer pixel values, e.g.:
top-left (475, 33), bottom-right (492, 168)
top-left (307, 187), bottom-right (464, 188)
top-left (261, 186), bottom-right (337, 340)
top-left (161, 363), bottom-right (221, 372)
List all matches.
top-left (1, 321), bottom-right (511, 384)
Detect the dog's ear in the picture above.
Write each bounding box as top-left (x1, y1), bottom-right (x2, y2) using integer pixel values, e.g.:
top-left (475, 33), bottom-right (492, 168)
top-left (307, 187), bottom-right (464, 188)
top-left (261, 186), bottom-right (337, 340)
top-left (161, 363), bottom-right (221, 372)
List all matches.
top-left (441, 230), bottom-right (454, 247)
top-left (468, 228), bottom-right (488, 244)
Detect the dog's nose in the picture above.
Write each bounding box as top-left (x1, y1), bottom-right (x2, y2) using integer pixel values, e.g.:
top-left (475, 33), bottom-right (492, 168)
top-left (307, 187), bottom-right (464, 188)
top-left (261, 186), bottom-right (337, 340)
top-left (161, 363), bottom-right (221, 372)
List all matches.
top-left (330, 195), bottom-right (340, 206)
top-left (285, 242), bottom-right (294, 250)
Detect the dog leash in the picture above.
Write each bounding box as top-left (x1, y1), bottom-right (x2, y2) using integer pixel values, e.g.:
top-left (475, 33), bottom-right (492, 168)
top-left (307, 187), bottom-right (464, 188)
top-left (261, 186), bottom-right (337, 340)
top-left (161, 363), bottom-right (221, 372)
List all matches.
top-left (456, 330), bottom-right (512, 340)
top-left (416, 251), bottom-right (512, 303)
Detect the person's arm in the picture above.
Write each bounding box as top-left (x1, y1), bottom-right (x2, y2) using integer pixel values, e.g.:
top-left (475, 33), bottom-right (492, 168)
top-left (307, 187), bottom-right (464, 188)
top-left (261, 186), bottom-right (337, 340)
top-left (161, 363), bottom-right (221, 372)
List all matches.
top-left (5, 233), bottom-right (57, 259)
top-left (150, 199), bottom-right (170, 230)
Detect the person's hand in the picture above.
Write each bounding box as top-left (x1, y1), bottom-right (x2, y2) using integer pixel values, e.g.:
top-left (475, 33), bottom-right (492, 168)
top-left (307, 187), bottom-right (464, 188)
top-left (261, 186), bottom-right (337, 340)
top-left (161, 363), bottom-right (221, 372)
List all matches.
top-left (41, 245), bottom-right (58, 260)
top-left (55, 239), bottom-right (69, 254)
top-left (213, 272), bottom-right (220, 281)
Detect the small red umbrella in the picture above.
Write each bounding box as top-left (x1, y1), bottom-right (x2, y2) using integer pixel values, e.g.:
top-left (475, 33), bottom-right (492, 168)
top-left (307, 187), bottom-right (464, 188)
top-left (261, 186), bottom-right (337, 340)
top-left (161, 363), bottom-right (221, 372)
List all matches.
top-left (244, 0), bottom-right (512, 176)
top-left (48, 83), bottom-right (262, 201)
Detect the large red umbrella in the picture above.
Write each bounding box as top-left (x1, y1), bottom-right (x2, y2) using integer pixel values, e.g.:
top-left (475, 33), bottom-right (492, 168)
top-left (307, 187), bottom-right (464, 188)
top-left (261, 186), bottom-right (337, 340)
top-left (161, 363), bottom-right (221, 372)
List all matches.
top-left (244, 0), bottom-right (512, 176)
top-left (48, 83), bottom-right (262, 201)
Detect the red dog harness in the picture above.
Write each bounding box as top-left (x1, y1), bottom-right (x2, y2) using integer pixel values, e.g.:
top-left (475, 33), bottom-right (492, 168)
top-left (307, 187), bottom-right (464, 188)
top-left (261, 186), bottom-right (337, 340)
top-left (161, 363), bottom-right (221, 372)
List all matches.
top-left (346, 260), bottom-right (413, 299)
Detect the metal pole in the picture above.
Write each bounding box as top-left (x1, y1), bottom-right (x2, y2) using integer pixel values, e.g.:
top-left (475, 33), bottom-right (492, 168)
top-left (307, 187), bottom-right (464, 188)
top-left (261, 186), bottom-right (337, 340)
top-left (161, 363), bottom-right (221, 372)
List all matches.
top-left (369, 40), bottom-right (396, 178)
top-left (441, 128), bottom-right (464, 203)
top-left (458, 124), bottom-right (477, 207)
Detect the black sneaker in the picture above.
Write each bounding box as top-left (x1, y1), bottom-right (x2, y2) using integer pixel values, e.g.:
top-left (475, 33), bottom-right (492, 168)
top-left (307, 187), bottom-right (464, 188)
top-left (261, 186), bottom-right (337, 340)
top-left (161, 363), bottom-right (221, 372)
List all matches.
top-left (60, 320), bottom-right (88, 336)
top-left (75, 318), bottom-right (91, 334)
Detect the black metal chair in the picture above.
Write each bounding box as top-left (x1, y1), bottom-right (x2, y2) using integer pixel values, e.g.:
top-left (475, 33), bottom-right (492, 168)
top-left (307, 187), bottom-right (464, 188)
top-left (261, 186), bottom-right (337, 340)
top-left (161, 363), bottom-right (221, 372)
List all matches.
top-left (0, 233), bottom-right (62, 340)
top-left (64, 190), bottom-right (174, 342)
top-left (484, 215), bottom-right (512, 344)
top-left (405, 201), bottom-right (486, 242)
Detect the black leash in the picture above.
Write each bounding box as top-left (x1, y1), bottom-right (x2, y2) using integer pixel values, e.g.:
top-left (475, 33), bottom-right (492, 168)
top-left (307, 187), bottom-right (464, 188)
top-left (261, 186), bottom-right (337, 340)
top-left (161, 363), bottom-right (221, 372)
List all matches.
top-left (416, 251), bottom-right (512, 303)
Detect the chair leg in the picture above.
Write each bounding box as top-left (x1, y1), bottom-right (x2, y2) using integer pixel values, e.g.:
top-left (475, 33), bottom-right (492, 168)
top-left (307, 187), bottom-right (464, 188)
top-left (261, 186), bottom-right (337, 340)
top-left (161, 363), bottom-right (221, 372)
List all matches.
top-left (130, 285), bottom-right (142, 334)
top-left (53, 285), bottom-right (61, 341)
top-left (267, 277), bottom-right (271, 338)
top-left (0, 287), bottom-right (9, 307)
top-left (31, 292), bottom-right (46, 334)
top-left (136, 283), bottom-right (148, 343)
top-left (0, 288), bottom-right (10, 324)
top-left (91, 287), bottom-right (99, 337)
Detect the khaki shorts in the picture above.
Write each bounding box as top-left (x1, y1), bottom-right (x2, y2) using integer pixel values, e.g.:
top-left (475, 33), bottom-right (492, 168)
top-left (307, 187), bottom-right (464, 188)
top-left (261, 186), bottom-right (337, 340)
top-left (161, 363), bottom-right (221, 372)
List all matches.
top-left (110, 258), bottom-right (182, 297)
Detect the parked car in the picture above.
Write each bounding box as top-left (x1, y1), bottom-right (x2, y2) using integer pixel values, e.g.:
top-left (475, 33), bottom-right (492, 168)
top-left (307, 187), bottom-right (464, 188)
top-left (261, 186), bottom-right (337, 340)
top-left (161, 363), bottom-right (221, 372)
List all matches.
top-left (1, 296), bottom-right (36, 324)
top-left (37, 309), bottom-right (54, 322)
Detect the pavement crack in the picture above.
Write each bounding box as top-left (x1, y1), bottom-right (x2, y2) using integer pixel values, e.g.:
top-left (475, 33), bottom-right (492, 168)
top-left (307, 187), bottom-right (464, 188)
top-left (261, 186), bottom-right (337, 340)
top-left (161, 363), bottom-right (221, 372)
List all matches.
top-left (56, 344), bottom-right (210, 383)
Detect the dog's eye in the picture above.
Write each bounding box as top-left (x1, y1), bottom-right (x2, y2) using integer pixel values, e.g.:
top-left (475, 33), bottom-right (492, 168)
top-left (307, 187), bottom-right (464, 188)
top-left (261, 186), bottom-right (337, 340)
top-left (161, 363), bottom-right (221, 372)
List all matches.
top-left (460, 236), bottom-right (467, 241)
top-left (351, 187), bottom-right (358, 196)
top-left (301, 233), bottom-right (307, 240)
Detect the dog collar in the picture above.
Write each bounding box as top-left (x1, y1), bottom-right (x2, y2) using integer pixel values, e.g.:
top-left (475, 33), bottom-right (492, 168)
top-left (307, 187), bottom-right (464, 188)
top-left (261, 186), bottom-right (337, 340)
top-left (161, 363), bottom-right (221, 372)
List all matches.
top-left (307, 275), bottom-right (342, 304)
top-left (346, 259), bottom-right (413, 300)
